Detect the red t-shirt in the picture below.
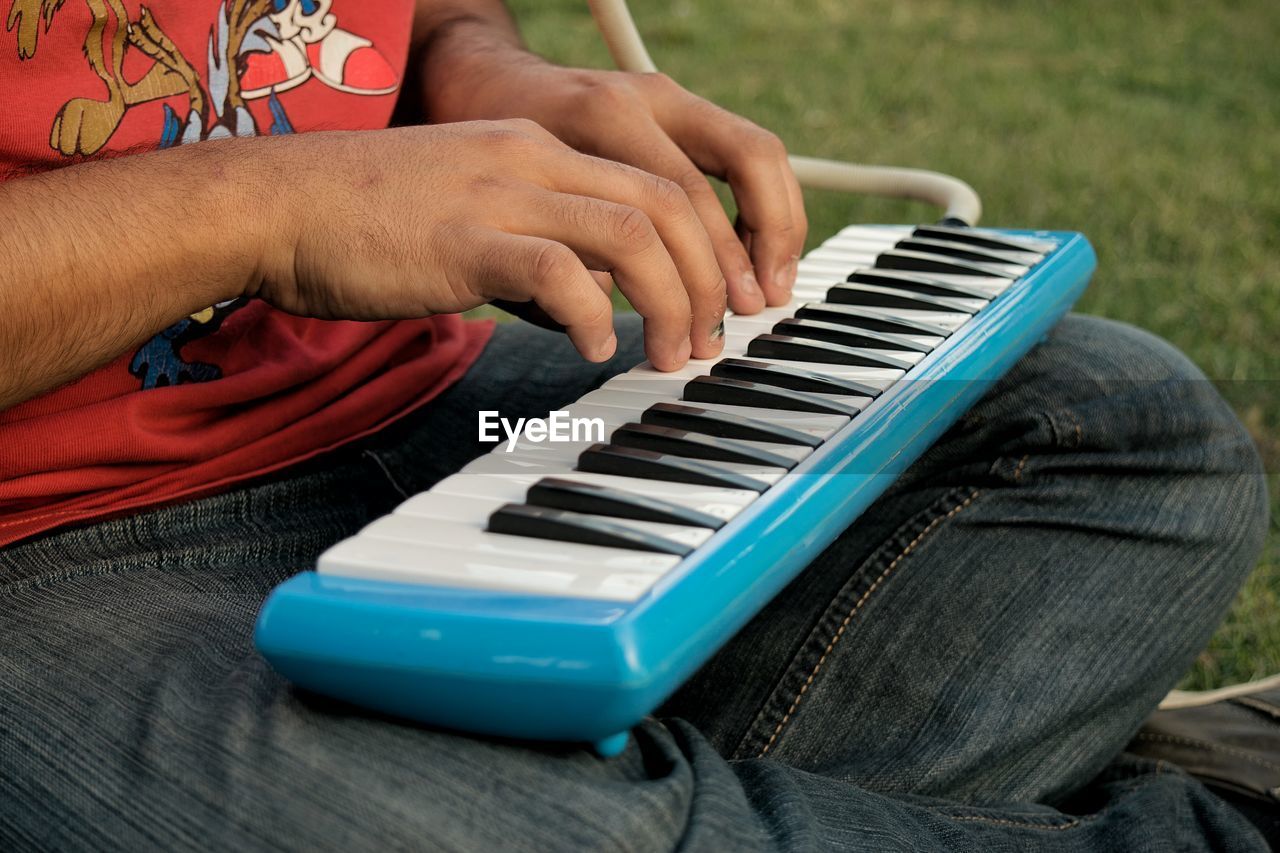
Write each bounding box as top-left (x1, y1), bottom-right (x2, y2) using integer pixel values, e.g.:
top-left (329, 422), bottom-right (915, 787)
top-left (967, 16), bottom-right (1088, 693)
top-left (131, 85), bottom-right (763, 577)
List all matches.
top-left (0, 0), bottom-right (492, 546)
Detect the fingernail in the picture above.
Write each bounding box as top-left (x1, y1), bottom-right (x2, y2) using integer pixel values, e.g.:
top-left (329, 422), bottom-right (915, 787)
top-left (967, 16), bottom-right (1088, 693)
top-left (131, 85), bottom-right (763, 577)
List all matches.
top-left (778, 256), bottom-right (799, 291)
top-left (677, 338), bottom-right (693, 364)
top-left (709, 318), bottom-right (725, 343)
top-left (741, 270), bottom-right (762, 296)
top-left (597, 332), bottom-right (617, 361)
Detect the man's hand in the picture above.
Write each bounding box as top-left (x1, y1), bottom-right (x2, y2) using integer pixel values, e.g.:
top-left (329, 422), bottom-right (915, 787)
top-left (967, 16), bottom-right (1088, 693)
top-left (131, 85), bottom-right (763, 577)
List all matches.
top-left (417, 18), bottom-right (807, 314)
top-left (0, 119), bottom-right (728, 411)
top-left (257, 121), bottom-right (727, 370)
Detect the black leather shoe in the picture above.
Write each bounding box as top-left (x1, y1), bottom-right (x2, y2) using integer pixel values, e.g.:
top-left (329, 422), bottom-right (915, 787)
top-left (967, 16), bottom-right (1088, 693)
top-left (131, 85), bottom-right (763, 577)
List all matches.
top-left (1130, 675), bottom-right (1280, 847)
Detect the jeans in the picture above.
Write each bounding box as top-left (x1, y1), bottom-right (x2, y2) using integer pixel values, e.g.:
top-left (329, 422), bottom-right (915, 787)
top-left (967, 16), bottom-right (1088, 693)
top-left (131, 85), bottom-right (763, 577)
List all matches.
top-left (0, 313), bottom-right (1270, 852)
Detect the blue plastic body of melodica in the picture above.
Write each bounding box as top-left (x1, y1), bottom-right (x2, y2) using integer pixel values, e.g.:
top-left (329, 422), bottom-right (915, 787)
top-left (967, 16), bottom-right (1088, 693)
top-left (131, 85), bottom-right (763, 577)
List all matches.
top-left (253, 228), bottom-right (1096, 756)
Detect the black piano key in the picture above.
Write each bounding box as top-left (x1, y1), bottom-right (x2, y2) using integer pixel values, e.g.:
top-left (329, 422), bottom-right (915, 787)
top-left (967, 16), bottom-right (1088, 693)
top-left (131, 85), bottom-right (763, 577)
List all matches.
top-left (642, 402), bottom-right (822, 448)
top-left (528, 477), bottom-right (725, 530)
top-left (711, 358), bottom-right (882, 398)
top-left (913, 223), bottom-right (1057, 255)
top-left (682, 376), bottom-right (862, 417)
top-left (846, 269), bottom-right (992, 299)
top-left (773, 318), bottom-right (933, 354)
top-left (488, 503), bottom-right (693, 556)
top-left (826, 283), bottom-right (977, 315)
top-left (794, 303), bottom-right (953, 337)
top-left (746, 334), bottom-right (913, 369)
top-left (577, 443), bottom-right (770, 492)
top-left (610, 422), bottom-right (799, 470)
top-left (895, 237), bottom-right (1039, 267)
top-left (875, 249), bottom-right (1020, 278)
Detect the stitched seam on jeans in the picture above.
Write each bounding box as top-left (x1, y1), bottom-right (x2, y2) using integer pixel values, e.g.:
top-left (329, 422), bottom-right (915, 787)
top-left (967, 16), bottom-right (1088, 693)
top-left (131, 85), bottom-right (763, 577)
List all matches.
top-left (948, 814), bottom-right (1083, 831)
top-left (1062, 407), bottom-right (1084, 448)
top-left (756, 490), bottom-right (981, 758)
top-left (1012, 453), bottom-right (1030, 483)
top-left (1134, 732), bottom-right (1280, 773)
top-left (936, 782), bottom-right (1154, 832)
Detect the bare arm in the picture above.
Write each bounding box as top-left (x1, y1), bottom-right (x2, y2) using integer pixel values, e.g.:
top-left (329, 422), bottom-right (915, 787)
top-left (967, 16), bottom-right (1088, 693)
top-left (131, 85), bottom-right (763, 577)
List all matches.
top-left (0, 7), bottom-right (520, 413)
top-left (0, 140), bottom-right (275, 411)
top-left (0, 118), bottom-right (734, 413)
top-left (1, 3), bottom-right (779, 413)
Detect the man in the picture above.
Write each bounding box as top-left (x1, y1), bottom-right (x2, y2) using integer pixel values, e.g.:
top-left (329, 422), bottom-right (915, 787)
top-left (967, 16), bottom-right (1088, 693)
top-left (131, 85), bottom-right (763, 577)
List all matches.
top-left (0, 1), bottom-right (1271, 849)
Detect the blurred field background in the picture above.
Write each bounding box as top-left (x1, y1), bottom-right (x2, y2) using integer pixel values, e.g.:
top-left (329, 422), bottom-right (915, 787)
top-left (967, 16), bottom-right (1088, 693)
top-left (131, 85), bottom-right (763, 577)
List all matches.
top-left (502, 0), bottom-right (1279, 687)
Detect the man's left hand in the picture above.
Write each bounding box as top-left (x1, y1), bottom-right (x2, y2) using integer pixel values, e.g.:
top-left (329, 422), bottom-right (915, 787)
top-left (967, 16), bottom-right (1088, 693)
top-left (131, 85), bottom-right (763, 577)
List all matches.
top-left (424, 54), bottom-right (806, 314)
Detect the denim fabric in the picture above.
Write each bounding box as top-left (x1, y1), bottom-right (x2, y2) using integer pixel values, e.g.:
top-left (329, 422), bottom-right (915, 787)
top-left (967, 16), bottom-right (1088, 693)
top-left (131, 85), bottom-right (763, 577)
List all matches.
top-left (0, 314), bottom-right (1270, 852)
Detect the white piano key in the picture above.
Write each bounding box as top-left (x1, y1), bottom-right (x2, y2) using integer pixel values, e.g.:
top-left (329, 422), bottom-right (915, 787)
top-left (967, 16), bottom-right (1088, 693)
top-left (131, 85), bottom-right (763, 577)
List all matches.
top-left (618, 358), bottom-right (723, 382)
top-left (463, 453), bottom-right (568, 476)
top-left (318, 536), bottom-right (673, 600)
top-left (812, 236), bottom-right (899, 252)
top-left (793, 276), bottom-right (846, 291)
top-left (492, 437), bottom-right (607, 462)
top-left (830, 224), bottom-right (912, 243)
top-left (601, 376), bottom-right (693, 397)
top-left (382, 496), bottom-right (716, 550)
top-left (799, 258), bottom-right (866, 277)
top-left (726, 305), bottom-right (801, 325)
top-left (817, 241), bottom-right (897, 258)
top-left (623, 357), bottom-right (905, 387)
top-left (723, 308), bottom-right (807, 335)
top-left (390, 492), bottom-right (510, 525)
top-left (422, 473), bottom-right (535, 504)
top-left (578, 387), bottom-right (672, 410)
top-left (428, 471), bottom-right (756, 519)
top-left (356, 515), bottom-right (684, 570)
top-left (462, 450), bottom-right (792, 492)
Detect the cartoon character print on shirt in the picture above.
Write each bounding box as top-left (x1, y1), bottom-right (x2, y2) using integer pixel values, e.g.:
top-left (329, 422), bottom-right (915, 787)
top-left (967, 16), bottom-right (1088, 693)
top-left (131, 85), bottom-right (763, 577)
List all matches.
top-left (5, 0), bottom-right (398, 388)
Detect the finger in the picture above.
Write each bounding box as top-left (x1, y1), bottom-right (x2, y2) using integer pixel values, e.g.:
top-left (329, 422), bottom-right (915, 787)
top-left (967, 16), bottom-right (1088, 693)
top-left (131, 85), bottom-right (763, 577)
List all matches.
top-left (646, 86), bottom-right (806, 305)
top-left (527, 150), bottom-right (724, 360)
top-left (588, 270), bottom-right (615, 295)
top-left (579, 121), bottom-right (766, 317)
top-left (463, 229), bottom-right (618, 363)
top-left (712, 135), bottom-right (796, 305)
top-left (781, 160), bottom-right (808, 289)
top-left (508, 188), bottom-right (695, 370)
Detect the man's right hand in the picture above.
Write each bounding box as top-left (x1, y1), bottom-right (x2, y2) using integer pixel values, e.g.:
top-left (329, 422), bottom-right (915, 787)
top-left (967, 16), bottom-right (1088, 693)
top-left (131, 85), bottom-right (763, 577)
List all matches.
top-left (255, 120), bottom-right (729, 371)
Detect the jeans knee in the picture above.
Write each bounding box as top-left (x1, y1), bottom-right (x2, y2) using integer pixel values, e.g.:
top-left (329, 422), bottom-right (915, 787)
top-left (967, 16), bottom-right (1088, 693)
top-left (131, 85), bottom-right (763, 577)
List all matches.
top-left (1003, 315), bottom-right (1269, 562)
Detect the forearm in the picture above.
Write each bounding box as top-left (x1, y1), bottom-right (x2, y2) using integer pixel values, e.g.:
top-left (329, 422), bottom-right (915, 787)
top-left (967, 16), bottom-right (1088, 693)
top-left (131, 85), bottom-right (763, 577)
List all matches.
top-left (411, 0), bottom-right (540, 122)
top-left (0, 139), bottom-right (279, 411)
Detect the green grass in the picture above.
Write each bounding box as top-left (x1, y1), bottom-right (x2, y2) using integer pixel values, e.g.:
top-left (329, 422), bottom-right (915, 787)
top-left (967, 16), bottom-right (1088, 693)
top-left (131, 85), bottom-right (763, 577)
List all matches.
top-left (502, 0), bottom-right (1280, 687)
